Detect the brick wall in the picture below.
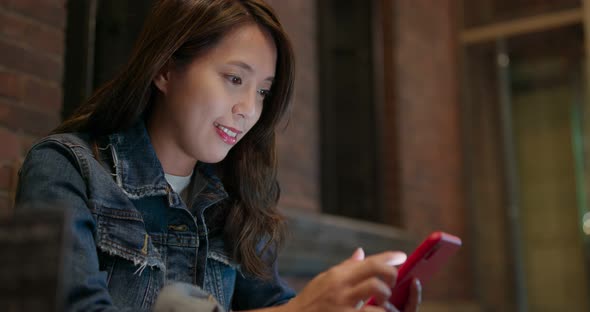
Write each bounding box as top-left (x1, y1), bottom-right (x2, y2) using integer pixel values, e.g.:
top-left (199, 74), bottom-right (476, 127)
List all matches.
top-left (392, 0), bottom-right (475, 304)
top-left (264, 0), bottom-right (321, 213)
top-left (0, 0), bottom-right (66, 216)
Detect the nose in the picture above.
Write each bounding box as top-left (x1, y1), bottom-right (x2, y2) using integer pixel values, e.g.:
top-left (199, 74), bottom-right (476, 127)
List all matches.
top-left (232, 89), bottom-right (258, 119)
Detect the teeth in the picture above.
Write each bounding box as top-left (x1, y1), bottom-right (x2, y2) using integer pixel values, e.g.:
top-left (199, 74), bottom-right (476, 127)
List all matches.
top-left (215, 123), bottom-right (237, 138)
top-left (223, 127), bottom-right (237, 137)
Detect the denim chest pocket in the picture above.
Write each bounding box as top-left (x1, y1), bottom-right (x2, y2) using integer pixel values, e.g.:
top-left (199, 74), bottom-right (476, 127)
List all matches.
top-left (204, 250), bottom-right (238, 311)
top-left (93, 203), bottom-right (165, 310)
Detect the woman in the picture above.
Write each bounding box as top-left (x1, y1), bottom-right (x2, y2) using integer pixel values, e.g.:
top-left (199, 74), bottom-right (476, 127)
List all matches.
top-left (15, 0), bottom-right (421, 311)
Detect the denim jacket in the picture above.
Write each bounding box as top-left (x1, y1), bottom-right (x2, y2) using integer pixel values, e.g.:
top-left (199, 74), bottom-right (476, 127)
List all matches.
top-left (15, 121), bottom-right (295, 311)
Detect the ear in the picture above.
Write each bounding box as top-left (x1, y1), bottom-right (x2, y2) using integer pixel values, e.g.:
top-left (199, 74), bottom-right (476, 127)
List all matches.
top-left (153, 62), bottom-right (172, 94)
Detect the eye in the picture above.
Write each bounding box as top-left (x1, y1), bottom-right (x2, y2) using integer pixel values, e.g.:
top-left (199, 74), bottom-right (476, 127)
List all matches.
top-left (258, 88), bottom-right (271, 98)
top-left (226, 75), bottom-right (242, 85)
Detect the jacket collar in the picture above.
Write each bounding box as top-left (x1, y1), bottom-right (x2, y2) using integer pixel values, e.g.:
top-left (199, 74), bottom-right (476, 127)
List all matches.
top-left (107, 120), bottom-right (228, 206)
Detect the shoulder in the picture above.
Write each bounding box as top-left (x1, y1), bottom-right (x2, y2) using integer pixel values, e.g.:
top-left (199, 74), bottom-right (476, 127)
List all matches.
top-left (22, 132), bottom-right (95, 178)
top-left (16, 133), bottom-right (97, 211)
top-left (30, 132), bottom-right (93, 155)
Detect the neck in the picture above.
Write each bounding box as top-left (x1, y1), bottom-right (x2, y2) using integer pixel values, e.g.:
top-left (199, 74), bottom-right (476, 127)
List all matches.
top-left (146, 112), bottom-right (196, 176)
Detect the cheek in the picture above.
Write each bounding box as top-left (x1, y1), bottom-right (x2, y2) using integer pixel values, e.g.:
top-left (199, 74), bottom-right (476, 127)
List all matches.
top-left (241, 109), bottom-right (264, 138)
top-left (253, 105), bottom-right (264, 126)
top-left (174, 88), bottom-right (216, 120)
top-left (169, 73), bottom-right (216, 114)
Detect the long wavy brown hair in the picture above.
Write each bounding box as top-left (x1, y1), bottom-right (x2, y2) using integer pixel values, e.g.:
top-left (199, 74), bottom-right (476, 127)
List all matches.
top-left (53, 0), bottom-right (294, 279)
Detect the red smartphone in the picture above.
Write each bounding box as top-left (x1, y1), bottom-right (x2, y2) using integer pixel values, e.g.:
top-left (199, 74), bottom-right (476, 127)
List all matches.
top-left (366, 231), bottom-right (462, 310)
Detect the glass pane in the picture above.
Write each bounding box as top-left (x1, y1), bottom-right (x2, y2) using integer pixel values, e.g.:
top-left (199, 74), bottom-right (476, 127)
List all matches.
top-left (462, 24), bottom-right (590, 311)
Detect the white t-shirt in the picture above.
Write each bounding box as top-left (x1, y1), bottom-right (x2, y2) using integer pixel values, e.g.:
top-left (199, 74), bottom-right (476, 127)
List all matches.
top-left (165, 171), bottom-right (193, 194)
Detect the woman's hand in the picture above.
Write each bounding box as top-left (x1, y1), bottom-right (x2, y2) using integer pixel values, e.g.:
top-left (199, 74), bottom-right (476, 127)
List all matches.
top-left (282, 248), bottom-right (421, 312)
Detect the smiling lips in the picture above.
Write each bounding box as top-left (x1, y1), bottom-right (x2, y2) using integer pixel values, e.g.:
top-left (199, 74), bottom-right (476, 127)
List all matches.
top-left (214, 122), bottom-right (242, 145)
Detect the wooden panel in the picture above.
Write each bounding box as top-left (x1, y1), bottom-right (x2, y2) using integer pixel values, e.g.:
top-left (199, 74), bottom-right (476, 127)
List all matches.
top-left (62, 0), bottom-right (97, 119)
top-left (463, 0), bottom-right (581, 28)
top-left (63, 0), bottom-right (153, 118)
top-left (461, 8), bottom-right (583, 45)
top-left (93, 0), bottom-right (153, 86)
top-left (317, 0), bottom-right (381, 222)
top-left (375, 0), bottom-right (401, 227)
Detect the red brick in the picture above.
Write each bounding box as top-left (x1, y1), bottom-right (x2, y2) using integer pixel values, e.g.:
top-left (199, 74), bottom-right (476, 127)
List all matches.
top-left (19, 133), bottom-right (38, 155)
top-left (0, 40), bottom-right (62, 82)
top-left (0, 10), bottom-right (65, 57)
top-left (0, 70), bottom-right (22, 99)
top-left (0, 0), bottom-right (66, 29)
top-left (0, 126), bottom-right (19, 161)
top-left (23, 78), bottom-right (61, 113)
top-left (391, 0), bottom-right (472, 302)
top-left (35, 28), bottom-right (65, 57)
top-left (264, 0), bottom-right (321, 213)
top-left (35, 0), bottom-right (67, 7)
top-left (0, 99), bottom-right (59, 136)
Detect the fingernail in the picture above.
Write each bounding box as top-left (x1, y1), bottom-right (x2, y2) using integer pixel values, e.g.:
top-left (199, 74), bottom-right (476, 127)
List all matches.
top-left (354, 300), bottom-right (365, 310)
top-left (387, 251), bottom-right (407, 266)
top-left (353, 247), bottom-right (365, 260)
top-left (350, 247), bottom-right (365, 261)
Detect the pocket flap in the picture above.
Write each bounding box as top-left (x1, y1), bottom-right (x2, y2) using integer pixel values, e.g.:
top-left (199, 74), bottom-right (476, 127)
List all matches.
top-left (93, 204), bottom-right (164, 271)
top-left (208, 250), bottom-right (239, 270)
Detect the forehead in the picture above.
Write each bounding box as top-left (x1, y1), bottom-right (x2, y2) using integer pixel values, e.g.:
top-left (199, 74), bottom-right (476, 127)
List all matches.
top-left (201, 23), bottom-right (277, 76)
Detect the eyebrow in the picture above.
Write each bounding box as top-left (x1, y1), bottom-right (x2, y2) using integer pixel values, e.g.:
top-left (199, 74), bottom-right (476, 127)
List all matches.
top-left (227, 60), bottom-right (274, 82)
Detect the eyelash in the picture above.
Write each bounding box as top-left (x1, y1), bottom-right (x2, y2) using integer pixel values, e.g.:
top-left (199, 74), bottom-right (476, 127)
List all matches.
top-left (258, 89), bottom-right (271, 98)
top-left (226, 74), bottom-right (242, 85)
top-left (226, 74), bottom-right (271, 99)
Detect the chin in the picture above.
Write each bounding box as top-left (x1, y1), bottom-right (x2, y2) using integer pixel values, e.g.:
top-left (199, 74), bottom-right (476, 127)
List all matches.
top-left (199, 152), bottom-right (230, 164)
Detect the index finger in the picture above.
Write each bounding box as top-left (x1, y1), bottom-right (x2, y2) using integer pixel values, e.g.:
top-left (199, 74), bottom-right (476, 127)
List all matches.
top-left (341, 251), bottom-right (407, 286)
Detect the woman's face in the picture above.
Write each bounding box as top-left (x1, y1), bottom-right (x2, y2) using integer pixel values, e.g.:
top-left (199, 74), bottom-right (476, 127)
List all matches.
top-left (150, 23), bottom-right (277, 172)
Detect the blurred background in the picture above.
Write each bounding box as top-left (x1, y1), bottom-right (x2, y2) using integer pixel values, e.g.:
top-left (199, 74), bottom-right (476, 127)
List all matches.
top-left (1, 0), bottom-right (590, 311)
